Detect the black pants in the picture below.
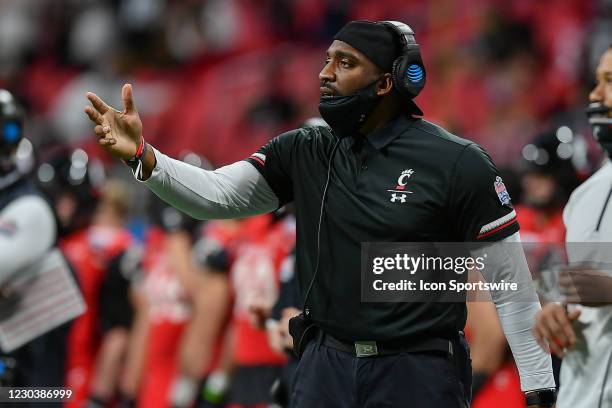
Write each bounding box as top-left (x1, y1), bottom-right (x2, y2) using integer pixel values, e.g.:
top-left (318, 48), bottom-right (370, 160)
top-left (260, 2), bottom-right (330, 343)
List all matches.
top-left (290, 334), bottom-right (472, 408)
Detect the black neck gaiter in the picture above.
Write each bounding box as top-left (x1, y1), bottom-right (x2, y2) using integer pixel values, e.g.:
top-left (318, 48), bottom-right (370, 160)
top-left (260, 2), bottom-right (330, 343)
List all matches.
top-left (318, 80), bottom-right (381, 138)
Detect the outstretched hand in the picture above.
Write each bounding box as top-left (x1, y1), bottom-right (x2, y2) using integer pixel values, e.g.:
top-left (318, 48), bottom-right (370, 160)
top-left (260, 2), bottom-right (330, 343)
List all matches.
top-left (84, 84), bottom-right (143, 161)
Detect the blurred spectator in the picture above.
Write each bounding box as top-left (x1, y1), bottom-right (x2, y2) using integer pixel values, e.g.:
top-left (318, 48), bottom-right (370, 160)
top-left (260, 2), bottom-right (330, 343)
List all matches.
top-left (0, 0), bottom-right (595, 169)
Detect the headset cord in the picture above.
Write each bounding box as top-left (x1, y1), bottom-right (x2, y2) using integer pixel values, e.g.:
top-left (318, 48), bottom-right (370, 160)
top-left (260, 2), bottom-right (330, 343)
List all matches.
top-left (302, 137), bottom-right (342, 317)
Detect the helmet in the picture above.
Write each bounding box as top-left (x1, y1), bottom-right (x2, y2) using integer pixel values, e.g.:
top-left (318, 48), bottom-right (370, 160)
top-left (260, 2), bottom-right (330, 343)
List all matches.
top-left (519, 127), bottom-right (583, 207)
top-left (0, 90), bottom-right (27, 190)
top-left (36, 146), bottom-right (105, 234)
top-left (0, 89), bottom-right (24, 156)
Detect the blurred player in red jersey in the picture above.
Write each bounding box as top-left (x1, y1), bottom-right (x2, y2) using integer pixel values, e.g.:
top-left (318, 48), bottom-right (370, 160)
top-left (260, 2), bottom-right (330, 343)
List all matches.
top-left (85, 181), bottom-right (138, 408)
top-left (226, 210), bottom-right (295, 408)
top-left (176, 218), bottom-right (244, 408)
top-left (37, 147), bottom-right (135, 408)
top-left (120, 199), bottom-right (197, 408)
top-left (121, 186), bottom-right (242, 408)
top-left (167, 216), bottom-right (246, 408)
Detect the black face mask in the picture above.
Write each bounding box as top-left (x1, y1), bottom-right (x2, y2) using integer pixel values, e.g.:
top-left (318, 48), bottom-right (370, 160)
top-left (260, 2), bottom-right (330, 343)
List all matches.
top-left (318, 78), bottom-right (382, 138)
top-left (586, 102), bottom-right (612, 156)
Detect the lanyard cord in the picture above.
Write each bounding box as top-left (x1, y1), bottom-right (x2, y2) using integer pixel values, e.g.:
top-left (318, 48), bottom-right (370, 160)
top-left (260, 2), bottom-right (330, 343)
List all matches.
top-left (596, 183), bottom-right (612, 232)
top-left (302, 137), bottom-right (342, 316)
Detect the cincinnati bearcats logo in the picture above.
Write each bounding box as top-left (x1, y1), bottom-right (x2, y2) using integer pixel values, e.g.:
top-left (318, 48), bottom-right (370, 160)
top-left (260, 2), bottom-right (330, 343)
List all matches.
top-left (387, 169), bottom-right (415, 203)
top-left (396, 169), bottom-right (414, 190)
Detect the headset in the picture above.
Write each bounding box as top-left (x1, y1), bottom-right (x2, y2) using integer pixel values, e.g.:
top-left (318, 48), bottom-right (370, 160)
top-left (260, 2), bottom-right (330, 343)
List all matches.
top-left (379, 21), bottom-right (426, 100)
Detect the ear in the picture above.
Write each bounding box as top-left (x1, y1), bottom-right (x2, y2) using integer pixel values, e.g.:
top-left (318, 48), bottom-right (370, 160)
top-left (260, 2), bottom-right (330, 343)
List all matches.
top-left (375, 73), bottom-right (394, 97)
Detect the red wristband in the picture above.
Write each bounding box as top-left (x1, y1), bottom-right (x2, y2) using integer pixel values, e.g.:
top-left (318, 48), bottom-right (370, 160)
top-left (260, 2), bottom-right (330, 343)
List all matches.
top-left (135, 137), bottom-right (145, 159)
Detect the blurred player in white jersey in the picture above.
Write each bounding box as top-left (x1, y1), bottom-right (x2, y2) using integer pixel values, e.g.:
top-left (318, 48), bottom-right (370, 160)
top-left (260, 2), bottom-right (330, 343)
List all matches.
top-left (534, 45), bottom-right (612, 408)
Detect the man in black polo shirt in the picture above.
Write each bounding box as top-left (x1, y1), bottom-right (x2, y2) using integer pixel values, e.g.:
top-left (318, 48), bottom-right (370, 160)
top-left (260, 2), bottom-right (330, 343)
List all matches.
top-left (84, 20), bottom-right (555, 407)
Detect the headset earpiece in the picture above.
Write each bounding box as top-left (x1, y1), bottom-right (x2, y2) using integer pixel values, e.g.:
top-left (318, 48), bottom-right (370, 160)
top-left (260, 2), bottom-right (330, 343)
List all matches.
top-left (381, 21), bottom-right (426, 100)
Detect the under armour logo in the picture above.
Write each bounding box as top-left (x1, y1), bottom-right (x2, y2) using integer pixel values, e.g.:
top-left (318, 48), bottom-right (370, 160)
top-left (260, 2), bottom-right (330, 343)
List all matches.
top-left (390, 193), bottom-right (407, 203)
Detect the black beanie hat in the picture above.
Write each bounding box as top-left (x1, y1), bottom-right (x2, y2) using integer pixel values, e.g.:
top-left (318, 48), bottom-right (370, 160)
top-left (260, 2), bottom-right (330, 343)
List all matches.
top-left (334, 20), bottom-right (399, 72)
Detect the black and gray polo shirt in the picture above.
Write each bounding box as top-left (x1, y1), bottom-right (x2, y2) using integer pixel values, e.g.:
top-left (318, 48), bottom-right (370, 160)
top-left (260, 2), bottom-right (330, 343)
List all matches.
top-left (245, 114), bottom-right (518, 342)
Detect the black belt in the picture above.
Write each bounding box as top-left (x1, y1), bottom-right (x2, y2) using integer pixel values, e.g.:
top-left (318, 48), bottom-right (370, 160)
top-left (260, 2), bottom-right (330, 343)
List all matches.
top-left (318, 331), bottom-right (455, 358)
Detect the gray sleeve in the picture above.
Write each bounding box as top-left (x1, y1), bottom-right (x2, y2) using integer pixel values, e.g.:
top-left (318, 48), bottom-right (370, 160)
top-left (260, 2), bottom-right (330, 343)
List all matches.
top-left (0, 195), bottom-right (57, 285)
top-left (473, 232), bottom-right (555, 391)
top-left (141, 147), bottom-right (280, 220)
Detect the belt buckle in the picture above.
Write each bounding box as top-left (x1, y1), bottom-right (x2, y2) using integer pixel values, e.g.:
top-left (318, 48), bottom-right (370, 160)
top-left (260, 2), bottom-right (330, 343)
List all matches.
top-left (355, 341), bottom-right (378, 357)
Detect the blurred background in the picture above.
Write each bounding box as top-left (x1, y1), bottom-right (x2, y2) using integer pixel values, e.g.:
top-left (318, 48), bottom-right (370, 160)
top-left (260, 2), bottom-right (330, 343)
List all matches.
top-left (1, 0), bottom-right (610, 166)
top-left (1, 0), bottom-right (612, 407)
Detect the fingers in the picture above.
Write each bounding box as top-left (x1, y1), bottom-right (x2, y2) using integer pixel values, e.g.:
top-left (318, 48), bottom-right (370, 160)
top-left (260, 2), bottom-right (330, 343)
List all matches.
top-left (552, 307), bottom-right (576, 348)
top-left (94, 124), bottom-right (111, 137)
top-left (94, 125), bottom-right (115, 146)
top-left (96, 127), bottom-right (116, 146)
top-left (86, 92), bottom-right (110, 115)
top-left (536, 321), bottom-right (565, 357)
top-left (122, 83), bottom-right (137, 114)
top-left (84, 106), bottom-right (105, 126)
top-left (98, 138), bottom-right (117, 147)
top-left (534, 304), bottom-right (578, 357)
top-left (533, 325), bottom-right (550, 354)
top-left (85, 92), bottom-right (113, 147)
top-left (543, 314), bottom-right (567, 346)
top-left (94, 125), bottom-right (104, 137)
top-left (567, 308), bottom-right (582, 321)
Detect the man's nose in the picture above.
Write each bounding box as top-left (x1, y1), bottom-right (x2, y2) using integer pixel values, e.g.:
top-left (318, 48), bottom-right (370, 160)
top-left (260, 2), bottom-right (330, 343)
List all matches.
top-left (589, 82), bottom-right (603, 103)
top-left (319, 62), bottom-right (335, 83)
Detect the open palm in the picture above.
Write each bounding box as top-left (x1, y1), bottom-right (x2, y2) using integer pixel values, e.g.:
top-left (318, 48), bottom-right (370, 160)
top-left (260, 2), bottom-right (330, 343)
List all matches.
top-left (84, 84), bottom-right (143, 161)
